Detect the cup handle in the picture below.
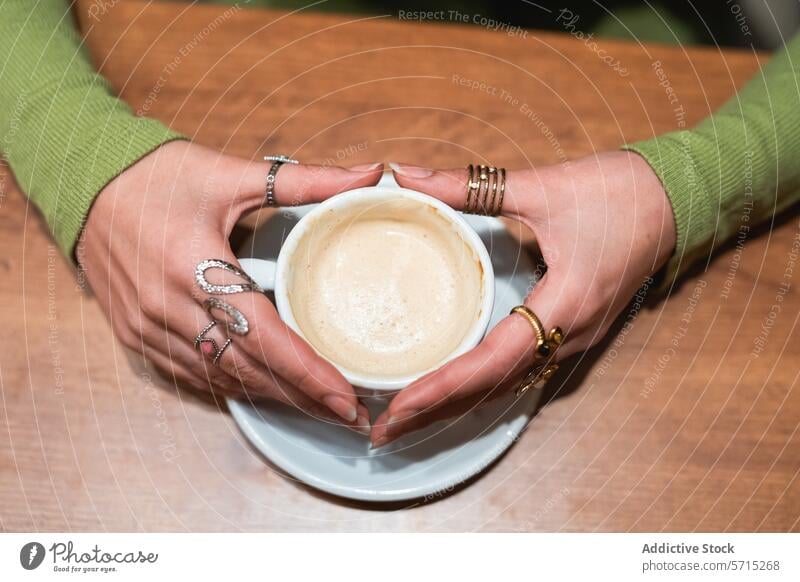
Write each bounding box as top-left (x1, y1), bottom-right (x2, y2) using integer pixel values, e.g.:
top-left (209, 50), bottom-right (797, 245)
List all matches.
top-left (238, 258), bottom-right (277, 292)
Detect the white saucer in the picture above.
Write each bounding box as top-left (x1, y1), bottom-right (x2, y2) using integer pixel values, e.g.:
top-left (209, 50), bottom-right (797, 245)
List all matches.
top-left (229, 180), bottom-right (541, 502)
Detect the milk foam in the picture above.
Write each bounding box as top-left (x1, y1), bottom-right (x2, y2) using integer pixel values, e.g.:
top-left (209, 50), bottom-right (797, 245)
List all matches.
top-left (289, 198), bottom-right (483, 378)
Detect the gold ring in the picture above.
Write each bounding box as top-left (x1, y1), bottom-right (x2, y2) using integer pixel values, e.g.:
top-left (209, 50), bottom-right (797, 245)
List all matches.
top-left (464, 163), bottom-right (506, 216)
top-left (510, 305), bottom-right (564, 358)
top-left (479, 165), bottom-right (496, 215)
top-left (510, 305), bottom-right (564, 396)
top-left (465, 163), bottom-right (479, 212)
top-left (485, 167), bottom-right (499, 216)
top-left (477, 165), bottom-right (490, 214)
top-left (496, 167), bottom-right (506, 215)
top-left (516, 364), bottom-right (559, 397)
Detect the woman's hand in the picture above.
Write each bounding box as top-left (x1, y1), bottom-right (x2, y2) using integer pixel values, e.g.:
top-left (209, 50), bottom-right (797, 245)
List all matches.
top-left (370, 152), bottom-right (676, 447)
top-left (78, 140), bottom-right (383, 432)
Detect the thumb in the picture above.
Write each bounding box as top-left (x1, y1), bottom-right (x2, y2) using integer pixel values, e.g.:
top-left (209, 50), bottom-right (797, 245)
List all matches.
top-left (390, 163), bottom-right (468, 210)
top-left (389, 162), bottom-right (530, 219)
top-left (223, 158), bottom-right (384, 214)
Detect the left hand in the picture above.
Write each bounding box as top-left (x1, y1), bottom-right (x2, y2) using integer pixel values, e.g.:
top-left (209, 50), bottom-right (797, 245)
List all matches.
top-left (77, 141), bottom-right (382, 431)
top-left (369, 152), bottom-right (676, 447)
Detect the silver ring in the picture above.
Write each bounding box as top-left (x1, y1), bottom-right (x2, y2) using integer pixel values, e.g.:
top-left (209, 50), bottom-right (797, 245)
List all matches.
top-left (195, 259), bottom-right (263, 295)
top-left (203, 297), bottom-right (250, 335)
top-left (194, 258), bottom-right (257, 366)
top-left (263, 155), bottom-right (299, 207)
top-left (194, 321), bottom-right (232, 366)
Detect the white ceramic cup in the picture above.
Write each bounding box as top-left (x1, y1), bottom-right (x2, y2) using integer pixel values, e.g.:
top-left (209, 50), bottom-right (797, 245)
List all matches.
top-left (238, 185), bottom-right (495, 395)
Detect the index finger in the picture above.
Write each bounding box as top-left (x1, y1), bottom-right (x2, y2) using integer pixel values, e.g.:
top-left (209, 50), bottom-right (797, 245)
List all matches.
top-left (226, 160), bottom-right (385, 215)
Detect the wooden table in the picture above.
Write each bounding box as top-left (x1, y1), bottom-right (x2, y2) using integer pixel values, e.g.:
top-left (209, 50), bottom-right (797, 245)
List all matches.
top-left (2, 0), bottom-right (798, 532)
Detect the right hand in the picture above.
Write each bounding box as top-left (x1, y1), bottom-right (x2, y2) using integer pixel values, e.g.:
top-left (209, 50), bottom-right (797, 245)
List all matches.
top-left (369, 153), bottom-right (675, 446)
top-left (77, 140), bottom-right (383, 433)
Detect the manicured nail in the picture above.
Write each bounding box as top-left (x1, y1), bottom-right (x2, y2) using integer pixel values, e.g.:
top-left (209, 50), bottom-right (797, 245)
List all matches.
top-left (323, 395), bottom-right (358, 422)
top-left (388, 409), bottom-right (419, 425)
top-left (349, 423), bottom-right (371, 436)
top-left (355, 413), bottom-right (371, 435)
top-left (370, 436), bottom-right (390, 450)
top-left (348, 162), bottom-right (384, 172)
top-left (389, 162), bottom-right (434, 178)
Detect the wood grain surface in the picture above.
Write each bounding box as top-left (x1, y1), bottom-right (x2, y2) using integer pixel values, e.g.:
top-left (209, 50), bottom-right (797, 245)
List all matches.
top-left (1, 0), bottom-right (798, 532)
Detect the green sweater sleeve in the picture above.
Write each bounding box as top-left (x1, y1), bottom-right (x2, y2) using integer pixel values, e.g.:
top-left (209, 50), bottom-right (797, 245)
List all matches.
top-left (623, 34), bottom-right (800, 289)
top-left (0, 0), bottom-right (187, 259)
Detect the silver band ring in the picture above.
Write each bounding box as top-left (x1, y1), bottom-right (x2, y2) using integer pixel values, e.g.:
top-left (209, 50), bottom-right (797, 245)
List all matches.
top-left (263, 155), bottom-right (299, 207)
top-left (194, 321), bottom-right (233, 366)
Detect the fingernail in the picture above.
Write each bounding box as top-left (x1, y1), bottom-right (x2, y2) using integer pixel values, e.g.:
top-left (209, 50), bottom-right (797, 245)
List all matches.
top-left (323, 395), bottom-right (358, 422)
top-left (347, 162), bottom-right (384, 172)
top-left (349, 423), bottom-right (371, 436)
top-left (370, 436), bottom-right (390, 450)
top-left (389, 162), bottom-right (433, 178)
top-left (355, 413), bottom-right (371, 435)
top-left (388, 409), bottom-right (419, 425)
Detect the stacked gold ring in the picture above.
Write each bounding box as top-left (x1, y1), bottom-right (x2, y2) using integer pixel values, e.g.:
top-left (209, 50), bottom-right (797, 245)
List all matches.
top-left (465, 164), bottom-right (506, 216)
top-left (510, 305), bottom-right (564, 396)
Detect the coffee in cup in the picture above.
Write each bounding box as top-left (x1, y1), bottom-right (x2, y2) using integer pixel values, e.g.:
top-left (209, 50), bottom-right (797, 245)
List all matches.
top-left (240, 185), bottom-right (495, 392)
top-left (288, 197), bottom-right (484, 379)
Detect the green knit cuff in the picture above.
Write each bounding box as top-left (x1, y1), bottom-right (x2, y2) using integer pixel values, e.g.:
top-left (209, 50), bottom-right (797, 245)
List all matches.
top-left (622, 133), bottom-right (716, 290)
top-left (51, 116), bottom-right (187, 261)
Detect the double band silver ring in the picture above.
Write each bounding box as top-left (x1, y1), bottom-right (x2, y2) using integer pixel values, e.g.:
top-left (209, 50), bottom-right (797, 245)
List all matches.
top-left (194, 321), bottom-right (232, 366)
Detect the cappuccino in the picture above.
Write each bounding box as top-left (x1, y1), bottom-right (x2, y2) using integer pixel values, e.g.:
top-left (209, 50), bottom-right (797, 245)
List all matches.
top-left (289, 198), bottom-right (484, 379)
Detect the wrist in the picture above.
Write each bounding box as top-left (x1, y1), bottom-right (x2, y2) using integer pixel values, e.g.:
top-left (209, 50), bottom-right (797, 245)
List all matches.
top-left (624, 150), bottom-right (677, 273)
top-left (77, 140), bottom-right (189, 271)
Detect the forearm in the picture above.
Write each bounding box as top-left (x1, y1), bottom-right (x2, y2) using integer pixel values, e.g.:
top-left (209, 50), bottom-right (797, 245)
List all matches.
top-left (624, 34), bottom-right (800, 288)
top-left (0, 0), bottom-right (186, 259)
